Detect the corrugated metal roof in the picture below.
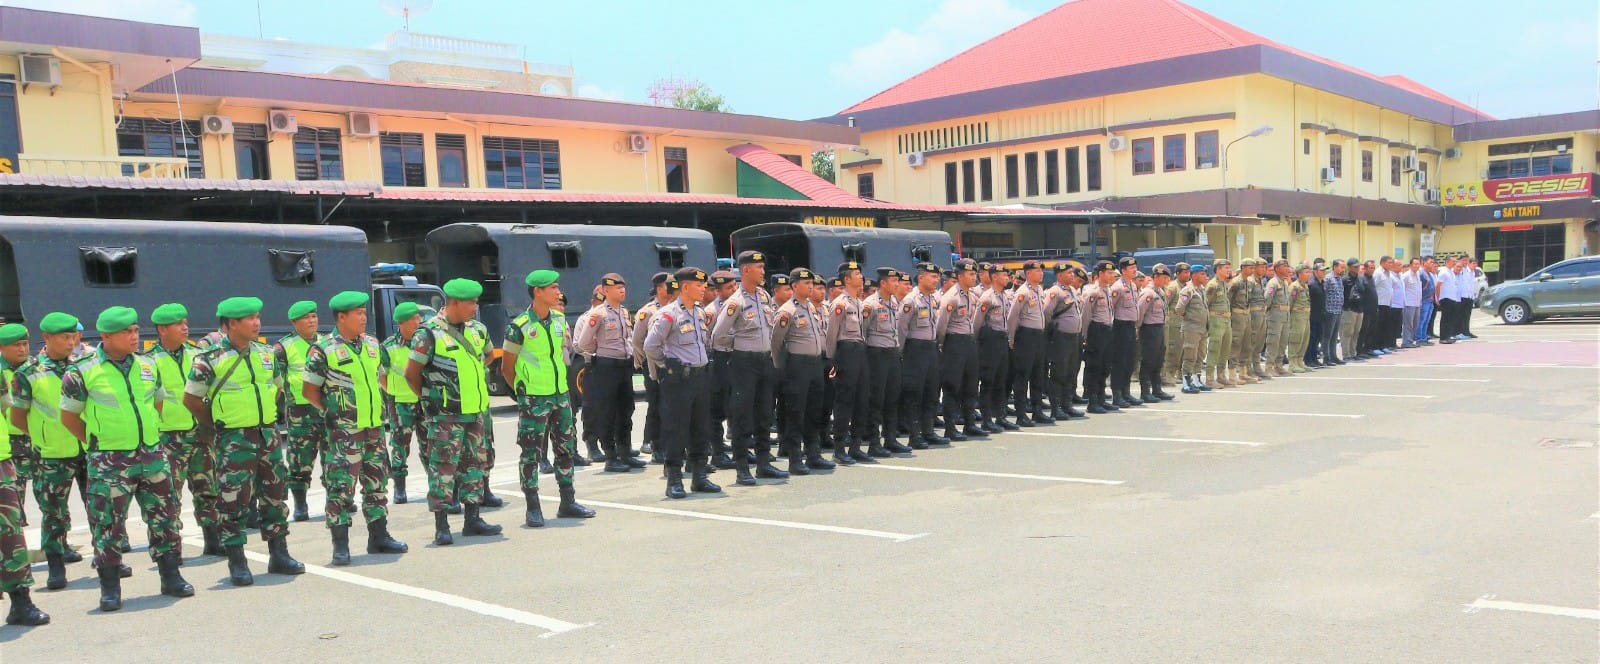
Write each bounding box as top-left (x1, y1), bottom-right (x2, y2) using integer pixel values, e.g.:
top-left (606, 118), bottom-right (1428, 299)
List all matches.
top-left (0, 173), bottom-right (380, 195)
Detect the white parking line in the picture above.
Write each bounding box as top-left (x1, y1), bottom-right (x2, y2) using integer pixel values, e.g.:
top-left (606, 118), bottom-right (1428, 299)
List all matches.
top-left (1294, 376), bottom-right (1489, 383)
top-left (1464, 596), bottom-right (1600, 621)
top-left (1206, 390), bottom-right (1434, 399)
top-left (528, 496), bottom-right (929, 543)
top-left (1007, 431), bottom-right (1266, 447)
top-left (1344, 363), bottom-right (1600, 369)
top-left (855, 463), bottom-right (1124, 485)
top-left (1118, 408), bottom-right (1363, 419)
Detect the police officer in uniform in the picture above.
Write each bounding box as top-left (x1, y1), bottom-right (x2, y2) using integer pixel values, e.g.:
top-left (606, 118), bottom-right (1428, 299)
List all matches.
top-left (643, 267), bottom-right (721, 499)
top-left (1137, 266), bottom-right (1175, 402)
top-left (1107, 257), bottom-right (1142, 407)
top-left (1080, 261), bottom-right (1116, 413)
top-left (977, 265), bottom-right (1014, 432)
top-left (862, 267), bottom-right (906, 456)
top-left (1175, 267), bottom-right (1212, 393)
top-left (1043, 264), bottom-right (1087, 421)
top-left (1263, 260), bottom-right (1294, 376)
top-left (1162, 263), bottom-right (1189, 387)
top-left (574, 274), bottom-right (646, 474)
top-left (712, 251), bottom-right (789, 485)
top-left (1203, 259), bottom-right (1234, 389)
top-left (706, 271), bottom-right (739, 470)
top-left (632, 272), bottom-right (676, 462)
top-left (1226, 259), bottom-right (1255, 387)
top-left (771, 268), bottom-right (832, 473)
top-left (1247, 258), bottom-right (1271, 380)
top-left (898, 263), bottom-right (946, 449)
top-left (825, 261), bottom-right (873, 465)
top-left (1007, 260), bottom-right (1051, 425)
top-left (935, 259), bottom-right (982, 440)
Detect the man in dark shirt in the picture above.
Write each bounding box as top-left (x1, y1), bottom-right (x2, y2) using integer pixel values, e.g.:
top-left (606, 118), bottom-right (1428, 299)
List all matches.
top-left (1341, 259), bottom-right (1365, 362)
top-left (1305, 261), bottom-right (1327, 367)
top-left (1357, 261), bottom-right (1380, 358)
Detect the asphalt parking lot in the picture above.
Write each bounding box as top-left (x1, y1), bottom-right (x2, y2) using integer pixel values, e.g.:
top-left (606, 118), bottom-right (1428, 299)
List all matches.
top-left (5, 312), bottom-right (1597, 661)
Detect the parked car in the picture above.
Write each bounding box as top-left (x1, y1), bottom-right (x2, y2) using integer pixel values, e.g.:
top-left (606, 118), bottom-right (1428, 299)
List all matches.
top-left (1481, 256), bottom-right (1600, 324)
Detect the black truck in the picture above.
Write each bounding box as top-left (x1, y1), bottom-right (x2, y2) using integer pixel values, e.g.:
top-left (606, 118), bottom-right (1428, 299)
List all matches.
top-left (729, 222), bottom-right (955, 276)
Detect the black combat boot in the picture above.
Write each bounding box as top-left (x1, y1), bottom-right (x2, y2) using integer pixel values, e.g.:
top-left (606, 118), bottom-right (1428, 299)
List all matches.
top-left (291, 486), bottom-right (309, 522)
top-left (588, 439), bottom-right (606, 464)
top-left (479, 487), bottom-right (504, 509)
top-left (755, 448), bottom-right (792, 478)
top-left (1031, 409), bottom-right (1056, 423)
top-left (1123, 389), bottom-right (1144, 407)
top-left (884, 435), bottom-right (913, 454)
top-left (226, 545), bottom-right (254, 586)
top-left (266, 536), bottom-right (305, 575)
top-left (539, 453), bottom-right (553, 475)
top-left (202, 525), bottom-right (225, 557)
top-left (392, 476), bottom-right (408, 504)
top-left (156, 552), bottom-right (194, 598)
top-left (62, 548), bottom-right (82, 564)
top-left (330, 525), bottom-right (352, 566)
top-left (1014, 411), bottom-right (1036, 427)
top-left (366, 518), bottom-right (408, 554)
top-left (3, 589), bottom-right (48, 626)
top-left (849, 438), bottom-right (877, 464)
top-left (97, 565), bottom-right (121, 612)
top-left (943, 426), bottom-right (967, 443)
top-left (690, 460), bottom-right (722, 493)
top-left (604, 440), bottom-right (633, 473)
top-left (806, 435), bottom-right (836, 469)
top-left (556, 484), bottom-right (595, 518)
top-left (434, 511), bottom-right (454, 545)
top-left (832, 439), bottom-right (856, 466)
top-left (45, 553), bottom-right (66, 590)
top-left (787, 451), bottom-right (811, 476)
top-left (462, 504), bottom-right (502, 536)
top-left (734, 443), bottom-right (757, 486)
top-left (962, 422), bottom-right (989, 438)
top-left (523, 489), bottom-right (545, 527)
top-left (665, 464), bottom-right (687, 499)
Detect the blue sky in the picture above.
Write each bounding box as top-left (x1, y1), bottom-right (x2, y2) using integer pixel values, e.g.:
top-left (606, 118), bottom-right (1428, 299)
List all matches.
top-left (13, 0), bottom-right (1599, 121)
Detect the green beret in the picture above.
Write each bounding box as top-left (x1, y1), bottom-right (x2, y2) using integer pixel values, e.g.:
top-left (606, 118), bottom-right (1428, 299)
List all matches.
top-left (216, 297), bottom-right (263, 320)
top-left (287, 300), bottom-right (318, 321)
top-left (151, 303), bottom-right (188, 326)
top-left (443, 278), bottom-right (483, 300)
top-left (95, 306), bottom-right (138, 334)
top-left (329, 290), bottom-right (369, 313)
top-left (392, 302), bottom-right (420, 324)
top-left (0, 323), bottom-right (27, 344)
top-left (525, 269), bottom-right (559, 288)
top-left (39, 312), bottom-right (78, 335)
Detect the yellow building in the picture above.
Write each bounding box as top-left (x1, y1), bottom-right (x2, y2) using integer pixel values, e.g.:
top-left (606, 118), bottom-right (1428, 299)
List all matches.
top-left (817, 0), bottom-right (1593, 278)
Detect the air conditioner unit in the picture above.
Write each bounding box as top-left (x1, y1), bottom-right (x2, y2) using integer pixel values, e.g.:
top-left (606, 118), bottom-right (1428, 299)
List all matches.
top-left (348, 112), bottom-right (378, 137)
top-left (269, 110), bottom-right (298, 134)
top-left (1424, 188), bottom-right (1441, 204)
top-left (1412, 171), bottom-right (1428, 189)
top-left (202, 115), bottom-right (234, 135)
top-left (17, 54), bottom-right (61, 91)
top-left (1290, 218), bottom-right (1309, 236)
top-left (1443, 147), bottom-right (1461, 159)
top-left (626, 133), bottom-right (650, 154)
top-left (1402, 154), bottom-right (1418, 172)
top-left (1107, 135), bottom-right (1128, 151)
top-left (1319, 167), bottom-right (1336, 183)
top-left (906, 152), bottom-right (926, 168)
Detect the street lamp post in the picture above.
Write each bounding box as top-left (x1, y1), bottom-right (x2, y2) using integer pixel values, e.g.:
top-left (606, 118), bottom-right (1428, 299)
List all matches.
top-left (1221, 125), bottom-right (1274, 260)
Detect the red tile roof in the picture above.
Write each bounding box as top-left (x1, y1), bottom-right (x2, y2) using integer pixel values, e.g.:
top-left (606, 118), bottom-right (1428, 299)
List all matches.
top-left (0, 173), bottom-right (380, 195)
top-left (726, 143), bottom-right (867, 207)
top-left (842, 0), bottom-right (1478, 117)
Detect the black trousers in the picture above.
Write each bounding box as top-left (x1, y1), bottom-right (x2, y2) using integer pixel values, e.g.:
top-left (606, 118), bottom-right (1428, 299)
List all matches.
top-left (1010, 327), bottom-right (1047, 414)
top-left (727, 350), bottom-right (776, 458)
top-left (940, 334), bottom-right (979, 428)
top-left (779, 354), bottom-right (825, 460)
top-left (1048, 330), bottom-right (1083, 407)
top-left (642, 372), bottom-right (662, 445)
top-left (1305, 316), bottom-right (1323, 363)
top-left (1358, 307), bottom-right (1378, 353)
top-left (977, 327), bottom-right (1009, 421)
top-left (1138, 323), bottom-right (1165, 387)
top-left (1109, 319), bottom-right (1136, 394)
top-left (1083, 322), bottom-right (1112, 401)
top-left (865, 346), bottom-right (901, 444)
top-left (658, 365), bottom-right (711, 468)
top-left (900, 339), bottom-right (940, 437)
top-left (831, 341), bottom-right (869, 448)
top-left (1461, 298), bottom-right (1475, 335)
top-left (709, 350), bottom-right (732, 454)
top-left (1385, 307), bottom-right (1403, 349)
top-left (572, 355), bottom-right (595, 445)
top-left (582, 357), bottom-right (635, 460)
top-left (1426, 301), bottom-right (1441, 337)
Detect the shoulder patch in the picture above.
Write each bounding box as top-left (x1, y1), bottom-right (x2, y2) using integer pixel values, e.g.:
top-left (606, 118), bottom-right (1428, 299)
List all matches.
top-left (833, 304), bottom-right (844, 316)
top-left (589, 317), bottom-right (599, 327)
top-left (726, 303), bottom-right (738, 316)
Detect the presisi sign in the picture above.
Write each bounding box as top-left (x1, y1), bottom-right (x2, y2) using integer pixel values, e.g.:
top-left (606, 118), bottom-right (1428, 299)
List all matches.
top-left (1441, 173), bottom-right (1592, 206)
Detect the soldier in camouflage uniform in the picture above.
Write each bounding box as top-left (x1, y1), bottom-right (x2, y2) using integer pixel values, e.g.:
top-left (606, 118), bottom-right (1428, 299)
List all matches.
top-left (405, 279), bottom-right (502, 545)
top-left (147, 303), bottom-right (223, 559)
top-left (0, 323), bottom-right (47, 626)
top-left (304, 291), bottom-right (408, 566)
top-left (380, 302), bottom-right (424, 504)
top-left (275, 300), bottom-right (325, 522)
top-left (60, 307), bottom-right (192, 611)
top-left (0, 323), bottom-right (32, 526)
top-left (184, 297), bottom-right (305, 587)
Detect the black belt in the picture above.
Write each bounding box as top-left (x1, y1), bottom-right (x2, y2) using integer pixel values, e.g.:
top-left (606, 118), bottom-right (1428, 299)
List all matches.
top-left (838, 340), bottom-right (865, 348)
top-left (787, 353), bottom-right (823, 363)
top-left (905, 338), bottom-right (937, 346)
top-left (672, 364), bottom-right (709, 377)
top-left (733, 350), bottom-right (768, 358)
top-left (945, 333), bottom-right (975, 341)
top-left (592, 356), bottom-right (631, 368)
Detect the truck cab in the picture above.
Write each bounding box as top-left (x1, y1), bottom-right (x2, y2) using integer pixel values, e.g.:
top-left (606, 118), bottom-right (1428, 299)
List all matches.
top-left (369, 263), bottom-right (445, 342)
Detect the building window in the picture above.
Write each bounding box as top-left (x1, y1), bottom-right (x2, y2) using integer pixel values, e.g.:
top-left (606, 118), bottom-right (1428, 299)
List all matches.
top-left (1044, 150), bottom-right (1060, 195)
top-left (1023, 151), bottom-right (1039, 196)
top-left (664, 146), bottom-right (689, 193)
top-left (293, 127), bottom-right (343, 181)
top-left (856, 172), bottom-right (875, 199)
top-left (1004, 154), bottom-right (1020, 198)
top-left (379, 132), bottom-right (426, 187)
top-left (1132, 137), bottom-right (1155, 175)
top-left (1328, 144), bottom-right (1342, 179)
top-left (1489, 155), bottom-right (1574, 178)
top-left (1487, 137), bottom-right (1573, 156)
top-left (944, 162), bottom-right (958, 204)
top-left (117, 118), bottom-right (203, 178)
top-left (547, 241), bottom-right (580, 269)
top-left (1195, 131), bottom-right (1218, 169)
top-left (1418, 161), bottom-right (1428, 187)
top-left (780, 154), bottom-right (802, 166)
top-left (80, 246), bottom-right (137, 287)
top-left (1065, 146), bottom-right (1080, 193)
top-left (656, 242), bottom-right (686, 269)
top-left (1086, 145), bottom-right (1102, 191)
top-left (484, 136), bottom-right (561, 189)
top-left (436, 134), bottom-right (467, 188)
top-left (233, 122), bottom-right (268, 180)
top-left (979, 158), bottom-right (993, 201)
top-left (1258, 241), bottom-right (1274, 262)
top-left (1162, 134), bottom-right (1185, 172)
top-left (961, 160), bottom-right (976, 203)
top-left (1280, 242), bottom-right (1289, 263)
top-left (1303, 138), bottom-right (1311, 155)
top-left (1361, 150), bottom-right (1374, 183)
top-left (0, 79), bottom-right (17, 174)
top-left (1390, 156), bottom-right (1402, 186)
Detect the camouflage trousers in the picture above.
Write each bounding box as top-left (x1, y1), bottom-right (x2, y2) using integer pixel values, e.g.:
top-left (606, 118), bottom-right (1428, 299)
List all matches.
top-left (424, 417), bottom-right (485, 513)
top-left (516, 393), bottom-right (575, 490)
top-left (322, 426), bottom-right (388, 529)
top-left (87, 446), bottom-right (181, 569)
top-left (284, 403), bottom-right (326, 492)
top-left (385, 399), bottom-right (423, 479)
top-left (161, 428), bottom-right (219, 531)
top-left (32, 454), bottom-right (89, 556)
top-left (215, 426), bottom-right (290, 548)
top-left (6, 435), bottom-right (31, 525)
top-left (480, 410), bottom-right (496, 484)
top-left (0, 460), bottom-right (32, 593)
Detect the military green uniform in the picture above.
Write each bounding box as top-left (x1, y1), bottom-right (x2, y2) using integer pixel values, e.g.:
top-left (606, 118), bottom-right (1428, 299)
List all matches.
top-left (305, 333), bottom-right (390, 531)
top-left (147, 340), bottom-right (218, 544)
top-left (0, 412), bottom-right (35, 596)
top-left (1247, 270), bottom-right (1269, 378)
top-left (409, 315), bottom-right (492, 513)
top-left (1175, 279), bottom-right (1209, 384)
top-left (0, 357), bottom-right (32, 524)
top-left (1288, 274), bottom-right (1312, 373)
top-left (1161, 277), bottom-right (1183, 385)
top-left (12, 351), bottom-right (90, 558)
top-left (275, 331), bottom-right (327, 511)
top-left (505, 307), bottom-right (576, 492)
top-left (185, 339), bottom-right (291, 548)
top-left (1202, 271), bottom-right (1231, 387)
top-left (379, 331), bottom-right (422, 495)
top-left (1226, 264), bottom-right (1253, 385)
top-left (1263, 272), bottom-right (1292, 376)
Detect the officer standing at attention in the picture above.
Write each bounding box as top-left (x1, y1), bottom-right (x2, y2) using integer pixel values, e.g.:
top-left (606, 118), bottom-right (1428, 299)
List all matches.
top-left (1162, 263), bottom-right (1189, 388)
top-left (712, 252), bottom-right (790, 484)
top-left (1176, 267), bottom-right (1212, 393)
top-left (705, 271), bottom-right (739, 470)
top-left (977, 265), bottom-right (1014, 432)
top-left (302, 291), bottom-right (409, 566)
top-left (1136, 266), bottom-right (1175, 402)
top-left (1226, 259), bottom-right (1255, 387)
top-left (277, 301), bottom-right (325, 523)
top-left (935, 259), bottom-right (982, 439)
top-left (405, 279), bottom-right (502, 546)
top-left (1080, 261), bottom-right (1117, 413)
top-left (12, 312), bottom-right (96, 589)
top-left (148, 303), bottom-right (223, 559)
top-left (1042, 264), bottom-right (1087, 421)
top-left (1288, 264), bottom-right (1314, 373)
top-left (0, 321), bottom-right (47, 627)
top-left (898, 263), bottom-right (945, 449)
top-left (0, 325), bottom-right (31, 527)
top-left (380, 302), bottom-right (423, 504)
top-left (1247, 258), bottom-right (1271, 380)
top-left (862, 267), bottom-right (906, 456)
top-left (644, 267), bottom-right (721, 499)
top-left (825, 261), bottom-right (872, 465)
top-left (184, 297), bottom-right (305, 586)
top-left (1203, 260), bottom-right (1234, 389)
top-left (771, 268), bottom-right (831, 474)
top-left (1105, 257), bottom-right (1142, 408)
top-left (61, 307), bottom-right (193, 611)
top-left (1263, 260), bottom-right (1294, 376)
top-left (633, 272), bottom-right (675, 462)
top-left (1006, 260), bottom-right (1051, 426)
top-left (575, 274), bottom-right (645, 475)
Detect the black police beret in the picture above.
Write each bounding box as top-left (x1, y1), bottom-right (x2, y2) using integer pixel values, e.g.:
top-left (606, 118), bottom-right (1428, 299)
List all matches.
top-left (673, 267), bottom-right (707, 283)
top-left (737, 250), bottom-right (766, 265)
top-left (1117, 256), bottom-right (1137, 269)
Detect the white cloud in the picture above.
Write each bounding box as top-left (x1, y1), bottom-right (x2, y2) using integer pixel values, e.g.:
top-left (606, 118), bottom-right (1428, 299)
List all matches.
top-left (829, 0), bottom-right (1032, 92)
top-left (0, 0), bottom-right (198, 26)
top-left (575, 82), bottom-right (628, 102)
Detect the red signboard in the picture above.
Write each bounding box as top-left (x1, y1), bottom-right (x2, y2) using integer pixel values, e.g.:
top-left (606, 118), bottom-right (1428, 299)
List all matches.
top-left (1441, 173), bottom-right (1592, 206)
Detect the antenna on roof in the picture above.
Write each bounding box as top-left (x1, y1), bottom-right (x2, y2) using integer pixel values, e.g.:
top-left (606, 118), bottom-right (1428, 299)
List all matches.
top-left (379, 0), bottom-right (433, 31)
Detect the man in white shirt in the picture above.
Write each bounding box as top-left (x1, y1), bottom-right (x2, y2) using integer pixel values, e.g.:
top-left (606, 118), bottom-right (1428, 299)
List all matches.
top-left (1437, 256), bottom-right (1461, 344)
top-left (1384, 259), bottom-right (1405, 351)
top-left (1371, 257), bottom-right (1396, 354)
top-left (1400, 258), bottom-right (1423, 348)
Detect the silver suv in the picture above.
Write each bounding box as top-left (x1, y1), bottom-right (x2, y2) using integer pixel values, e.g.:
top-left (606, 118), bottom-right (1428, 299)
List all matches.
top-left (1481, 256), bottom-right (1600, 324)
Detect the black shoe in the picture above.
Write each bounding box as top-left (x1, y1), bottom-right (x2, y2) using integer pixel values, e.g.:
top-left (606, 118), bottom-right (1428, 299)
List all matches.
top-left (97, 565), bottom-right (121, 612)
top-left (45, 553), bottom-right (65, 590)
top-left (434, 511), bottom-right (454, 545)
top-left (885, 439), bottom-right (913, 454)
top-left (523, 489), bottom-right (546, 527)
top-left (925, 433), bottom-right (951, 446)
top-left (366, 518), bottom-right (409, 554)
top-left (392, 477), bottom-right (408, 504)
top-left (1031, 411), bottom-right (1056, 423)
top-left (788, 458), bottom-right (811, 476)
top-left (626, 456), bottom-right (648, 468)
top-left (944, 429), bottom-right (968, 442)
top-left (585, 441), bottom-right (605, 464)
top-left (850, 450), bottom-right (878, 464)
top-left (330, 525), bottom-right (352, 566)
top-left (867, 444), bottom-right (894, 458)
top-left (604, 458), bottom-right (632, 473)
top-left (907, 436), bottom-right (930, 450)
top-left (1087, 401), bottom-right (1110, 414)
top-left (651, 449), bottom-right (665, 464)
top-left (462, 505), bottom-right (503, 536)
top-left (267, 536), bottom-right (305, 575)
top-left (556, 485), bottom-right (596, 518)
top-left (1071, 396), bottom-right (1089, 405)
top-left (1111, 396), bottom-right (1131, 408)
top-left (62, 549), bottom-right (82, 564)
top-left (983, 421), bottom-right (1005, 434)
top-left (833, 451), bottom-right (857, 466)
top-left (1152, 389), bottom-right (1175, 401)
top-left (807, 455), bottom-right (837, 470)
top-left (291, 487), bottom-right (309, 523)
top-left (479, 490), bottom-right (504, 509)
top-left (155, 551), bottom-right (194, 598)
top-left (641, 439), bottom-right (654, 455)
top-left (3, 589), bottom-right (48, 626)
top-left (1066, 407), bottom-right (1087, 418)
top-left (962, 426), bottom-right (989, 438)
top-left (571, 452), bottom-right (591, 468)
top-left (712, 453), bottom-right (736, 470)
top-left (226, 545), bottom-right (254, 585)
top-left (734, 461), bottom-right (757, 486)
top-left (690, 463), bottom-right (722, 493)
top-left (1015, 414), bottom-right (1037, 427)
top-left (114, 564), bottom-right (132, 578)
top-left (756, 459), bottom-right (792, 478)
top-left (446, 502), bottom-right (463, 515)
top-left (1123, 392), bottom-right (1144, 407)
top-left (665, 466), bottom-right (687, 499)
top-left (998, 418), bottom-right (1021, 431)
top-left (539, 459), bottom-right (554, 475)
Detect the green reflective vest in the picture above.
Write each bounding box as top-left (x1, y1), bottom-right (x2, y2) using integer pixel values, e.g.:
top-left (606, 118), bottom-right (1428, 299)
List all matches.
top-left (382, 335), bottom-right (417, 404)
top-left (431, 324), bottom-right (488, 416)
top-left (0, 363), bottom-right (15, 461)
top-left (510, 310), bottom-right (567, 397)
top-left (211, 343), bottom-right (280, 430)
top-left (151, 343), bottom-right (198, 432)
top-left (281, 334), bottom-right (316, 406)
top-left (78, 352), bottom-right (162, 451)
top-left (324, 335), bottom-right (383, 430)
top-left (22, 359), bottom-right (81, 458)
